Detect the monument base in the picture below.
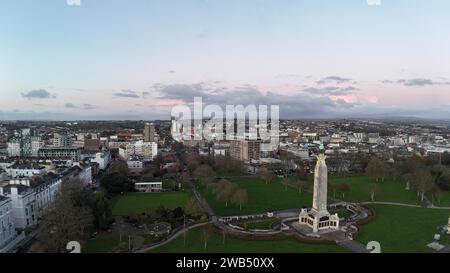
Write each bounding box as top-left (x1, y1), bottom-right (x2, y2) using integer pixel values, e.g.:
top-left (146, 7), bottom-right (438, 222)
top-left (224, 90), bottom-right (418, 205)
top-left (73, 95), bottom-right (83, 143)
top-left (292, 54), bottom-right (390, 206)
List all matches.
top-left (299, 208), bottom-right (339, 233)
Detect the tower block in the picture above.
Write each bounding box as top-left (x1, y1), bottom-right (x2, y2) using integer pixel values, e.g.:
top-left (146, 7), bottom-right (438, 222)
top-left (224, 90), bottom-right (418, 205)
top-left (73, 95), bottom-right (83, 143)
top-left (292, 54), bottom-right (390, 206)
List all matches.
top-left (299, 152), bottom-right (339, 233)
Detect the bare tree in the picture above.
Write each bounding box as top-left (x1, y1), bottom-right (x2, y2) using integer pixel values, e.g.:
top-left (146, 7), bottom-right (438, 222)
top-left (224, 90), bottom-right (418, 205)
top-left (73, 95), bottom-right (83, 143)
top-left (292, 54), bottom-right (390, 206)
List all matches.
top-left (259, 167), bottom-right (275, 184)
top-left (201, 226), bottom-right (212, 249)
top-left (366, 183), bottom-right (380, 201)
top-left (231, 189), bottom-right (248, 210)
top-left (193, 164), bottom-right (216, 189)
top-left (184, 197), bottom-right (203, 217)
top-left (281, 177), bottom-right (290, 191)
top-left (338, 183), bottom-right (350, 199)
top-left (215, 179), bottom-right (237, 207)
top-left (295, 180), bottom-right (309, 194)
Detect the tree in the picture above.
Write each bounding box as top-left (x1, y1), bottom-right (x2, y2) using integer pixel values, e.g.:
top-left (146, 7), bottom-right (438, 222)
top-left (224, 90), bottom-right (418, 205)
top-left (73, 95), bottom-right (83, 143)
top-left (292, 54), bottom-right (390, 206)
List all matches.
top-left (295, 180), bottom-right (309, 194)
top-left (411, 169), bottom-right (434, 202)
top-left (100, 171), bottom-right (134, 196)
top-left (402, 173), bottom-right (414, 191)
top-left (432, 185), bottom-right (443, 206)
top-left (185, 154), bottom-right (200, 173)
top-left (201, 226), bottom-right (212, 249)
top-left (37, 181), bottom-right (94, 252)
top-left (437, 168), bottom-right (450, 191)
top-left (366, 183), bottom-right (380, 201)
top-left (91, 191), bottom-right (113, 230)
top-left (338, 183), bottom-right (350, 199)
top-left (215, 179), bottom-right (237, 207)
top-left (214, 156), bottom-right (245, 176)
top-left (231, 189), bottom-right (248, 210)
top-left (365, 157), bottom-right (390, 182)
top-left (184, 197), bottom-right (203, 217)
top-left (281, 177), bottom-right (290, 191)
top-left (193, 164), bottom-right (216, 188)
top-left (259, 167), bottom-right (275, 184)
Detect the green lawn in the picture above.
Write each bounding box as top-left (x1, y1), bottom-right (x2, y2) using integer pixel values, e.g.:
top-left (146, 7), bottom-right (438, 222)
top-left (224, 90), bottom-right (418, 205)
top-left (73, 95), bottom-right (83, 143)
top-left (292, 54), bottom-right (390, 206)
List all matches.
top-left (83, 236), bottom-right (122, 253)
top-left (152, 226), bottom-right (348, 253)
top-left (110, 191), bottom-right (191, 216)
top-left (330, 175), bottom-right (421, 205)
top-left (357, 205), bottom-right (450, 253)
top-left (198, 177), bottom-right (313, 216)
top-left (426, 190), bottom-right (450, 207)
top-left (239, 219), bottom-right (279, 230)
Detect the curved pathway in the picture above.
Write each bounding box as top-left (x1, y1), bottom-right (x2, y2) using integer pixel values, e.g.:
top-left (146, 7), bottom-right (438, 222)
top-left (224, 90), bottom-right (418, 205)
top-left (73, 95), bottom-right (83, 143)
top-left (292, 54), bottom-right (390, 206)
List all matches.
top-left (358, 201), bottom-right (450, 210)
top-left (135, 220), bottom-right (212, 253)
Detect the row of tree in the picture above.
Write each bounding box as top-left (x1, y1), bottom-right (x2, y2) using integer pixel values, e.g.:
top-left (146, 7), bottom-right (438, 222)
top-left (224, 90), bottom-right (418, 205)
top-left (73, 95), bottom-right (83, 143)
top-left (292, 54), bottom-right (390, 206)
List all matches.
top-left (193, 164), bottom-right (248, 210)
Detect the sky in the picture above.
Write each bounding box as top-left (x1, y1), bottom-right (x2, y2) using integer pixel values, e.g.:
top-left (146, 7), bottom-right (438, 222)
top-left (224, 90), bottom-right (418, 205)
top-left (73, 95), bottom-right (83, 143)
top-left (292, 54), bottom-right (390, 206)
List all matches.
top-left (0, 0), bottom-right (449, 120)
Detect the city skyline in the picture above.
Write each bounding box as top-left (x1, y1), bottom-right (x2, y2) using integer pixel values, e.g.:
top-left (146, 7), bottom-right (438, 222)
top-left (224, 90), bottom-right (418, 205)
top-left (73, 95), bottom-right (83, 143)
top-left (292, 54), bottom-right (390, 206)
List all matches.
top-left (1, 0), bottom-right (450, 120)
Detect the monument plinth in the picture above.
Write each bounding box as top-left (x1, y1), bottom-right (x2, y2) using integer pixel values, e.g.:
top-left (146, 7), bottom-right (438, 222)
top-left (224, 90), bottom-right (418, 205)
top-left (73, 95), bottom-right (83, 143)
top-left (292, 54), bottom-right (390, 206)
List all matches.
top-left (299, 150), bottom-right (339, 233)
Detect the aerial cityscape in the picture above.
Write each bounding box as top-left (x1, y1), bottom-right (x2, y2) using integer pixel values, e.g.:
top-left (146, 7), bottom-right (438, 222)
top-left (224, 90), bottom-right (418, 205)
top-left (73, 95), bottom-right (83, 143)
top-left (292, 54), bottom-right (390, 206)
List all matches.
top-left (1, 0), bottom-right (450, 265)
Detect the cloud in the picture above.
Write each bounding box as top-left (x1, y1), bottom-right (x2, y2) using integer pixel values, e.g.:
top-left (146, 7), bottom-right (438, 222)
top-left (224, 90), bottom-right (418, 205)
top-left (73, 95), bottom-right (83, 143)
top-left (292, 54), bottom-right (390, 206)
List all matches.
top-left (367, 0), bottom-right (381, 6)
top-left (21, 89), bottom-right (56, 100)
top-left (302, 86), bottom-right (359, 96)
top-left (113, 89), bottom-right (140, 98)
top-left (156, 83), bottom-right (362, 118)
top-left (142, 91), bottom-right (150, 99)
top-left (382, 78), bottom-right (450, 86)
top-left (65, 103), bottom-right (77, 108)
top-left (83, 104), bottom-right (97, 110)
top-left (316, 76), bottom-right (353, 85)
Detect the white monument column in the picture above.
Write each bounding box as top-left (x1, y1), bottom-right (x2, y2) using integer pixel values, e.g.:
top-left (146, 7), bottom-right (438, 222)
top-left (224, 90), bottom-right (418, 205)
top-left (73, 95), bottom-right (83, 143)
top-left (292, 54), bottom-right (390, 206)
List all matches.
top-left (312, 154), bottom-right (328, 213)
top-left (299, 145), bottom-right (339, 233)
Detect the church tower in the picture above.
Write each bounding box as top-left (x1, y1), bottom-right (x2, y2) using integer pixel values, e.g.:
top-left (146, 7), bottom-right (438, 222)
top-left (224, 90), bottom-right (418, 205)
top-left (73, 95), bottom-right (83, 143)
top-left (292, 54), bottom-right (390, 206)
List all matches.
top-left (299, 145), bottom-right (339, 233)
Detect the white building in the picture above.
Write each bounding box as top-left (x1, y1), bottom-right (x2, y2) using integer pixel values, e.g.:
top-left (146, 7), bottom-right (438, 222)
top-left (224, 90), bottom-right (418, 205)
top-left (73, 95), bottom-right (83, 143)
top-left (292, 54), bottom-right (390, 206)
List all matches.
top-left (6, 140), bottom-right (20, 157)
top-left (127, 157), bottom-right (144, 169)
top-left (0, 172), bottom-right (62, 229)
top-left (119, 141), bottom-right (157, 161)
top-left (135, 182), bottom-right (163, 192)
top-left (82, 151), bottom-right (111, 170)
top-left (0, 196), bottom-right (15, 251)
top-left (7, 163), bottom-right (47, 178)
top-left (31, 139), bottom-right (44, 157)
top-left (38, 147), bottom-right (81, 161)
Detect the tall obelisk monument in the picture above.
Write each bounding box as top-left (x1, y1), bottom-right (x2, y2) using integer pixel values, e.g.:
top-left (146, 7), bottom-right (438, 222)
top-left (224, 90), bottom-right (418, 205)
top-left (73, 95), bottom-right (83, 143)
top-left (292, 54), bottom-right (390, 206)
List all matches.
top-left (299, 145), bottom-right (339, 233)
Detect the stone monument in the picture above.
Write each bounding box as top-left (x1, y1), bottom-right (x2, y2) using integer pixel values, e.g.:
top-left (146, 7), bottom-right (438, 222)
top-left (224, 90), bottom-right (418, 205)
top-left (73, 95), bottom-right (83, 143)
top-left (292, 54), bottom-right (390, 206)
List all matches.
top-left (447, 218), bottom-right (450, 234)
top-left (299, 145), bottom-right (339, 233)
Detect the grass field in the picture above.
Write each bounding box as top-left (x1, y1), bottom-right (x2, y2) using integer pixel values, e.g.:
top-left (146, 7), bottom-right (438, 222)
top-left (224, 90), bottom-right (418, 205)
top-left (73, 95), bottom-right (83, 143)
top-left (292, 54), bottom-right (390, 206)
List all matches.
top-left (198, 177), bottom-right (313, 216)
top-left (426, 191), bottom-right (450, 207)
top-left (330, 175), bottom-right (421, 205)
top-left (110, 191), bottom-right (191, 216)
top-left (239, 219), bottom-right (279, 230)
top-left (151, 226), bottom-right (348, 253)
top-left (357, 205), bottom-right (450, 253)
top-left (83, 236), bottom-right (122, 253)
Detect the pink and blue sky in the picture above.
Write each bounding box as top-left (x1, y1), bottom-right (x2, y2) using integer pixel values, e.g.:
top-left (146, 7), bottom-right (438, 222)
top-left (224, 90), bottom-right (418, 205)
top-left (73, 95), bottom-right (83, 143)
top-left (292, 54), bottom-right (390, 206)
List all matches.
top-left (0, 0), bottom-right (449, 120)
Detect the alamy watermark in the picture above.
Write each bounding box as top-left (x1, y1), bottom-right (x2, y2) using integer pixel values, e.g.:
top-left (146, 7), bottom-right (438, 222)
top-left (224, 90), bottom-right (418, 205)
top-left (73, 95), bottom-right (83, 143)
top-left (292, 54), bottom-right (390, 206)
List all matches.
top-left (170, 97), bottom-right (279, 146)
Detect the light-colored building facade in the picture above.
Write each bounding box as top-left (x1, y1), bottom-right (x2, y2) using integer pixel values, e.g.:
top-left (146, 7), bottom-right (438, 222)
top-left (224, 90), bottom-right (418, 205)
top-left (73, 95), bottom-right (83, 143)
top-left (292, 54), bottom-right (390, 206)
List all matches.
top-left (38, 147), bottom-right (81, 161)
top-left (0, 196), bottom-right (15, 251)
top-left (7, 163), bottom-right (47, 178)
top-left (230, 140), bottom-right (261, 162)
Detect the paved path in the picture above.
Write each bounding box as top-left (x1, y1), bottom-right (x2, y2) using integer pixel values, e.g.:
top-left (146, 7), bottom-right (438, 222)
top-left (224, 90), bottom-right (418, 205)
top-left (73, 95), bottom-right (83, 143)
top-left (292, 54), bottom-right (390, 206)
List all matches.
top-left (135, 221), bottom-right (212, 253)
top-left (358, 201), bottom-right (422, 208)
top-left (338, 240), bottom-right (369, 253)
top-left (359, 201), bottom-right (450, 210)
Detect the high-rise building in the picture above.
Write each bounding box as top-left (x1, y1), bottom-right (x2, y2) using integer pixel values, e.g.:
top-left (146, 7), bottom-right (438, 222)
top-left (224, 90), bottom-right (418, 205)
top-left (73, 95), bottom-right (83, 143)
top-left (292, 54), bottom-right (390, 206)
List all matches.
top-left (143, 123), bottom-right (155, 142)
top-left (230, 140), bottom-right (261, 161)
top-left (53, 133), bottom-right (71, 147)
top-left (6, 128), bottom-right (42, 157)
